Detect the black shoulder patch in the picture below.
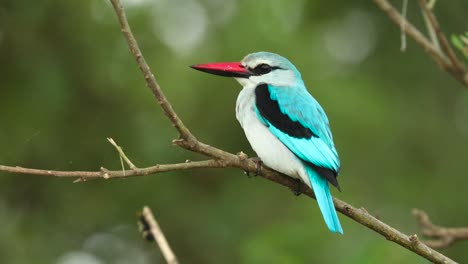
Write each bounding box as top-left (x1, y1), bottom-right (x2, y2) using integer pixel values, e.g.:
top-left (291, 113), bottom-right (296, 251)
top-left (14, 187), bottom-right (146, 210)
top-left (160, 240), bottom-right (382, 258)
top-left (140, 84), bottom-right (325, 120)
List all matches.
top-left (255, 84), bottom-right (341, 190)
top-left (255, 84), bottom-right (317, 139)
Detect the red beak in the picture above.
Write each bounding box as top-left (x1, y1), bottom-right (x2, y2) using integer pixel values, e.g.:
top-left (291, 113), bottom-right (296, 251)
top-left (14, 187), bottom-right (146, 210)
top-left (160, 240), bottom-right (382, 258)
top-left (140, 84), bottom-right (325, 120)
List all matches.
top-left (190, 62), bottom-right (250, 78)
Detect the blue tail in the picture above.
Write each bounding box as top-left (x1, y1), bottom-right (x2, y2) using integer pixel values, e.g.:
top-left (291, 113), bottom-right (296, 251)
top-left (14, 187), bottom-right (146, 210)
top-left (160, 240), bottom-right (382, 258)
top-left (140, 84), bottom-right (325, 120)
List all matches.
top-left (306, 166), bottom-right (343, 234)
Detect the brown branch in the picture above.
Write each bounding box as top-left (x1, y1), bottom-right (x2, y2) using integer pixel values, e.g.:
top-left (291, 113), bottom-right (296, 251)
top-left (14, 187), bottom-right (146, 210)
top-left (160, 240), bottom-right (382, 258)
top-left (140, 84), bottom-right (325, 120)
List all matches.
top-left (0, 160), bottom-right (227, 180)
top-left (413, 209), bottom-right (468, 249)
top-left (140, 206), bottom-right (178, 264)
top-left (0, 1), bottom-right (459, 263)
top-left (108, 0), bottom-right (195, 143)
top-left (374, 0), bottom-right (468, 88)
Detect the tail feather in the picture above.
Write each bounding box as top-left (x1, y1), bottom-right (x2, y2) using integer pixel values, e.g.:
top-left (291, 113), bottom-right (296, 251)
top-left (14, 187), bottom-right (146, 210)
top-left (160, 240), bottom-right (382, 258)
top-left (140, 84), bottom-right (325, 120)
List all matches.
top-left (306, 166), bottom-right (343, 234)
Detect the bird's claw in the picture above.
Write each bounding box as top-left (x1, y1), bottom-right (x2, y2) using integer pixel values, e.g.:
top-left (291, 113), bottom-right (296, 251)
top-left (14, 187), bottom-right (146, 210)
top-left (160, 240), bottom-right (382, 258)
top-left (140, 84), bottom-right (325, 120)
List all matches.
top-left (252, 157), bottom-right (262, 176)
top-left (244, 157), bottom-right (262, 178)
top-left (291, 178), bottom-right (302, 196)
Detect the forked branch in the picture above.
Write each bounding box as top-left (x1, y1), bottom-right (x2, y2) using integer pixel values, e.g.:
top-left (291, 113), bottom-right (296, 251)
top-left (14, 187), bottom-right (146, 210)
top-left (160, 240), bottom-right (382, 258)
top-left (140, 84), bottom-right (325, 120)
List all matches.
top-left (413, 209), bottom-right (468, 249)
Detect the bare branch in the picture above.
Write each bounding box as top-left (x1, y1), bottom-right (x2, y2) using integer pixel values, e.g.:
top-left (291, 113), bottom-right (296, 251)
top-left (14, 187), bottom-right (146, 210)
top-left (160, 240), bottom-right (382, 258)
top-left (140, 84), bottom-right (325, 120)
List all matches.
top-left (413, 209), bottom-right (468, 249)
top-left (0, 160), bottom-right (226, 180)
top-left (140, 206), bottom-right (178, 264)
top-left (108, 0), bottom-right (196, 143)
top-left (374, 0), bottom-right (468, 88)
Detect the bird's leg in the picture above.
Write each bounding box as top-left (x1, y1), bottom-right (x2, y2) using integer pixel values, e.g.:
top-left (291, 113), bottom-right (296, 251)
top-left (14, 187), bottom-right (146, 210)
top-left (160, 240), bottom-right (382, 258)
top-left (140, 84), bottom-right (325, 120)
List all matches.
top-left (244, 157), bottom-right (262, 178)
top-left (291, 178), bottom-right (302, 196)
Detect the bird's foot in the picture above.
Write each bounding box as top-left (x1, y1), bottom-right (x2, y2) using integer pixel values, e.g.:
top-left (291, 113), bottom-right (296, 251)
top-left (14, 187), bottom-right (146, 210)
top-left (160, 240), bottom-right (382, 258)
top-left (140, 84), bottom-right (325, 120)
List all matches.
top-left (291, 178), bottom-right (302, 196)
top-left (244, 157), bottom-right (262, 178)
top-left (251, 157), bottom-right (263, 176)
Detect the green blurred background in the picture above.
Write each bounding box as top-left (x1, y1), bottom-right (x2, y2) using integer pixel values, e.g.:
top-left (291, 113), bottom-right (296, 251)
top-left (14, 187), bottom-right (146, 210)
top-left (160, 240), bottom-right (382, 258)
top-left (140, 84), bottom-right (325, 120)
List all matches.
top-left (1, 0), bottom-right (467, 263)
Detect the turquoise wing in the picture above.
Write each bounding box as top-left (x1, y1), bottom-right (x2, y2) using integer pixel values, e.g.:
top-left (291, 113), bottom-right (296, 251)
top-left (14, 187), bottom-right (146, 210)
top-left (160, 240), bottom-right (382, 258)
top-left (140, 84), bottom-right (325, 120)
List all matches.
top-left (254, 84), bottom-right (341, 186)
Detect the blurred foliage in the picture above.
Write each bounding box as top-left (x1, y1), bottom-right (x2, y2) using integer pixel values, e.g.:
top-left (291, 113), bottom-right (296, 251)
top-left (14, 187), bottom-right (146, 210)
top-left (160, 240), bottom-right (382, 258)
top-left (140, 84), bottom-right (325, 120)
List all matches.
top-left (1, 0), bottom-right (467, 263)
top-left (451, 32), bottom-right (468, 59)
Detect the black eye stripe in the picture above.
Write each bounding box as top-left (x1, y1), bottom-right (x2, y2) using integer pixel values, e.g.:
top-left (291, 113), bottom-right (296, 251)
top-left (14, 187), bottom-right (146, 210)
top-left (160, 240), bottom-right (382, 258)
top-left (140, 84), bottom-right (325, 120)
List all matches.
top-left (249, 64), bottom-right (282, 76)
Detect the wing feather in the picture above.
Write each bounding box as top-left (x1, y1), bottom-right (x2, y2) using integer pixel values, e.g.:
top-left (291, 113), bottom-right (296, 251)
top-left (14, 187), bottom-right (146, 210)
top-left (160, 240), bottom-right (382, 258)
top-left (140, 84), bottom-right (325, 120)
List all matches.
top-left (255, 84), bottom-right (341, 185)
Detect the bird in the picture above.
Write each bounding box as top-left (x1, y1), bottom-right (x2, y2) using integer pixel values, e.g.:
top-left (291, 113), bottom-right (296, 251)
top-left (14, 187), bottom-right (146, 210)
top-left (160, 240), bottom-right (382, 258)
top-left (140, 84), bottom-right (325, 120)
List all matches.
top-left (191, 52), bottom-right (343, 234)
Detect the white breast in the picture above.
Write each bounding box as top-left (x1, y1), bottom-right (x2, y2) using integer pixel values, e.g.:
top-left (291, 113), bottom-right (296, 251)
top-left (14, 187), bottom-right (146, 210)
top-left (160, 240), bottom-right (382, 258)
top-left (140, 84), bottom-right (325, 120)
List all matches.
top-left (235, 86), bottom-right (310, 187)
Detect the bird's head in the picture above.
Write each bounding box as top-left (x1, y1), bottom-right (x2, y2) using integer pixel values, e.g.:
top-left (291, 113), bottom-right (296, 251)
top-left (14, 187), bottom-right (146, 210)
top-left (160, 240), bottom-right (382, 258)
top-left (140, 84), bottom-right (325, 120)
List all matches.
top-left (191, 52), bottom-right (304, 88)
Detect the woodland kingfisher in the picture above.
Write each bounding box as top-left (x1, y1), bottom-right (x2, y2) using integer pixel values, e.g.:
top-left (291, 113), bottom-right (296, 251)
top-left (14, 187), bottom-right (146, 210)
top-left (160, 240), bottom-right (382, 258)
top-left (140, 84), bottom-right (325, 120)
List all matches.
top-left (191, 52), bottom-right (343, 234)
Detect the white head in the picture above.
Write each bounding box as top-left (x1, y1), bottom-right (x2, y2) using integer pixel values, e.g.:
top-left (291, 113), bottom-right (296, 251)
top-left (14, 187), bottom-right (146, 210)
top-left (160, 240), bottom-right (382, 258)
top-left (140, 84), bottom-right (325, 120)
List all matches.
top-left (191, 51), bottom-right (305, 88)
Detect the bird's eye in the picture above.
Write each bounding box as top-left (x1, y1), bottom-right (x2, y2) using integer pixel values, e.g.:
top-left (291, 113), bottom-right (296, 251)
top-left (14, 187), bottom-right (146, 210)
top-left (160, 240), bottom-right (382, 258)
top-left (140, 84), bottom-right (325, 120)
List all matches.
top-left (252, 63), bottom-right (273, 75)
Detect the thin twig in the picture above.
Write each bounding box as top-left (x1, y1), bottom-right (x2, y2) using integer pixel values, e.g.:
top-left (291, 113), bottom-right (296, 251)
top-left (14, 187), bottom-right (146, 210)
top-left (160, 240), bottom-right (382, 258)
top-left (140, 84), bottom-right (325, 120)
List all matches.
top-left (140, 206), bottom-right (178, 264)
top-left (400, 0), bottom-right (408, 51)
top-left (107, 137), bottom-right (137, 170)
top-left (0, 159), bottom-right (227, 179)
top-left (373, 0), bottom-right (468, 88)
top-left (417, 0), bottom-right (466, 74)
top-left (420, 0), bottom-right (441, 53)
top-left (413, 209), bottom-right (468, 249)
top-left (427, 0), bottom-right (436, 9)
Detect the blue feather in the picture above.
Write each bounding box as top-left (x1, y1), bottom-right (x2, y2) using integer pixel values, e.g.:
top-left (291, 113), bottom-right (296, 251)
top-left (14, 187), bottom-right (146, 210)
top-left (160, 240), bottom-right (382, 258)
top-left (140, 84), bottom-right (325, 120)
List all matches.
top-left (306, 166), bottom-right (343, 234)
